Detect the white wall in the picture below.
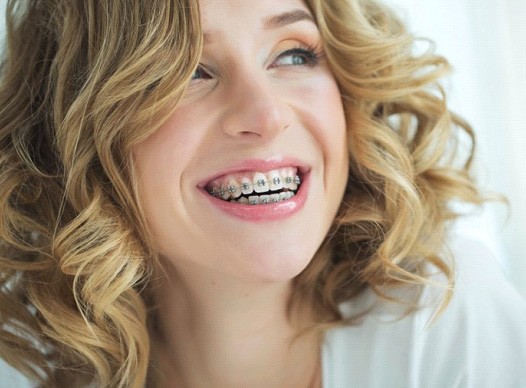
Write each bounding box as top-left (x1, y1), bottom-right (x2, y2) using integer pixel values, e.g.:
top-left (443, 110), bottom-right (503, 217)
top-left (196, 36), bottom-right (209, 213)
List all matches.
top-left (383, 0), bottom-right (526, 297)
top-left (0, 1), bottom-right (5, 47)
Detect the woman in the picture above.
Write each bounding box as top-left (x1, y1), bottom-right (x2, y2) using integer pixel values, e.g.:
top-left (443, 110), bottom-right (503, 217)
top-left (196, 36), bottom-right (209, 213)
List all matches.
top-left (1, 0), bottom-right (525, 387)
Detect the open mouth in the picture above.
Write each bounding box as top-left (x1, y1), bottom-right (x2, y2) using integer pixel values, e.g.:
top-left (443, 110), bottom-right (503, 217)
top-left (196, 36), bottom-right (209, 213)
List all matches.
top-left (205, 167), bottom-right (302, 205)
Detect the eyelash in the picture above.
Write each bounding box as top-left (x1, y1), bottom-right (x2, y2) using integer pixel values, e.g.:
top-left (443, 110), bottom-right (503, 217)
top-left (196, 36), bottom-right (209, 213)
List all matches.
top-left (271, 44), bottom-right (322, 68)
top-left (191, 44), bottom-right (323, 81)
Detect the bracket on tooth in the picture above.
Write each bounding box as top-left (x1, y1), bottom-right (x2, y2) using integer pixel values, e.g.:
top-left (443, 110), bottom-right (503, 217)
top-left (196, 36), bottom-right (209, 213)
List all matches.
top-left (261, 197), bottom-right (270, 204)
top-left (208, 170), bottom-right (300, 201)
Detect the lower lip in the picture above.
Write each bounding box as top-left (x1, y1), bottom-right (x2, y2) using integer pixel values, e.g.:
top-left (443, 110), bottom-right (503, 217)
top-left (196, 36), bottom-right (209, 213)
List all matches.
top-left (199, 172), bottom-right (310, 222)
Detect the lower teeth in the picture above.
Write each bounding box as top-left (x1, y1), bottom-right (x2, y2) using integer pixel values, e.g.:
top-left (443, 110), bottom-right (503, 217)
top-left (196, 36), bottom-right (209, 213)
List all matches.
top-left (229, 191), bottom-right (296, 205)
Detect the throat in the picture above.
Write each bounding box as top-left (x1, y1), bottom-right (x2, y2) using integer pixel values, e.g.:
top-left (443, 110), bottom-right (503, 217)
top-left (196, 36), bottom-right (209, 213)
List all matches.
top-left (151, 274), bottom-right (321, 388)
top-left (151, 324), bottom-right (322, 388)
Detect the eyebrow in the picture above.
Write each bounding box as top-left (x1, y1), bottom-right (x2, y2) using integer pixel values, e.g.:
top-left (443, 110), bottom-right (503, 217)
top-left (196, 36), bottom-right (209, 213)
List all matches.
top-left (203, 9), bottom-right (315, 44)
top-left (263, 9), bottom-right (316, 30)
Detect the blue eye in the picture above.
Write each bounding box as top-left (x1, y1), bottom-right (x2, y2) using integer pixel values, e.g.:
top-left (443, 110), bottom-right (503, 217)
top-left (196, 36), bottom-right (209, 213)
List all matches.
top-left (272, 47), bottom-right (320, 68)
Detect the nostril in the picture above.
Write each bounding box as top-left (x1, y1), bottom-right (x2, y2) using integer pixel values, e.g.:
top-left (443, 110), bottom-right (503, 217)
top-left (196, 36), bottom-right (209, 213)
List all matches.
top-left (239, 131), bottom-right (262, 137)
top-left (219, 91), bottom-right (290, 139)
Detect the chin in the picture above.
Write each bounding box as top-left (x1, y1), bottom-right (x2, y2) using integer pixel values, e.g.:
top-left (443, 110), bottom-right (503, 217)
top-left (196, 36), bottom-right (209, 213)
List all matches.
top-left (230, 232), bottom-right (323, 283)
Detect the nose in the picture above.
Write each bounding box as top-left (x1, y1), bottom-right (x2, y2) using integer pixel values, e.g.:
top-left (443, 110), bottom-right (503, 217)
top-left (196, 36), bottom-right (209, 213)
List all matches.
top-left (220, 72), bottom-right (290, 141)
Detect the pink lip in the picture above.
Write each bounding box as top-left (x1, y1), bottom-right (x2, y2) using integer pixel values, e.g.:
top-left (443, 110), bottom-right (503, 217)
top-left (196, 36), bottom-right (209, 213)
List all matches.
top-left (197, 156), bottom-right (311, 222)
top-left (199, 170), bottom-right (310, 222)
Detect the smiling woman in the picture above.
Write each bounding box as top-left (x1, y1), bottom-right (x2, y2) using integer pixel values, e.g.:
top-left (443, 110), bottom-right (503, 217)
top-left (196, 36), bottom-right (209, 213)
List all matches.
top-left (133, 1), bottom-right (348, 290)
top-left (0, 0), bottom-right (525, 387)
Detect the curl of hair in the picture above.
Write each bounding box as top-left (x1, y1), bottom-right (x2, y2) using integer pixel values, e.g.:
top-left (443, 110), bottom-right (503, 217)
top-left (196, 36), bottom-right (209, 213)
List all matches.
top-left (0, 0), bottom-right (485, 386)
top-left (0, 0), bottom-right (201, 386)
top-left (292, 0), bottom-right (485, 324)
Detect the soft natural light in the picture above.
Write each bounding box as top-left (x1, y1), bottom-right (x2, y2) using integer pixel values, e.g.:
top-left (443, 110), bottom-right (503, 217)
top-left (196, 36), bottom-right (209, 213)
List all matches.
top-left (383, 0), bottom-right (526, 297)
top-left (0, 2), bottom-right (524, 289)
top-left (0, 2), bottom-right (524, 293)
top-left (0, 2), bottom-right (525, 385)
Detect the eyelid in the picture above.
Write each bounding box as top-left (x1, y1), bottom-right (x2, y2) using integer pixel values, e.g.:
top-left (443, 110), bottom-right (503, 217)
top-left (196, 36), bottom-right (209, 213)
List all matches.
top-left (190, 40), bottom-right (324, 83)
top-left (190, 63), bottom-right (214, 82)
top-left (270, 42), bottom-right (324, 68)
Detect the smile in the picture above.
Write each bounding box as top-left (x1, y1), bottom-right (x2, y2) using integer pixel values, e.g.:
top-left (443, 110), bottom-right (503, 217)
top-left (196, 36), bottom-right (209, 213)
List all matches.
top-left (205, 167), bottom-right (301, 205)
top-left (200, 162), bottom-right (310, 222)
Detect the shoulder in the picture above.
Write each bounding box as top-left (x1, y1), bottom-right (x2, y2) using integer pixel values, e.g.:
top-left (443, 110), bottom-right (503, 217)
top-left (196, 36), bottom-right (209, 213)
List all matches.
top-left (322, 236), bottom-right (526, 388)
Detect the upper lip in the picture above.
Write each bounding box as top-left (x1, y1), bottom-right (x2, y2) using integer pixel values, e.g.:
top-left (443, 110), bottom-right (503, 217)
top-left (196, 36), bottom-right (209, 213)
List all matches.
top-left (197, 156), bottom-right (311, 188)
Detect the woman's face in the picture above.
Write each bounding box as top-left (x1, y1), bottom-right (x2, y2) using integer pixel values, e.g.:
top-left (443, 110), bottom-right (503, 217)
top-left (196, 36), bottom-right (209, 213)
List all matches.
top-left (133, 0), bottom-right (348, 282)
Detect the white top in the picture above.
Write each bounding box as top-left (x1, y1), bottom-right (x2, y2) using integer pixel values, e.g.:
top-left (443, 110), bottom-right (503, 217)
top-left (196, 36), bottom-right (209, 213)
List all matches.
top-left (2, 238), bottom-right (526, 387)
top-left (322, 236), bottom-right (526, 388)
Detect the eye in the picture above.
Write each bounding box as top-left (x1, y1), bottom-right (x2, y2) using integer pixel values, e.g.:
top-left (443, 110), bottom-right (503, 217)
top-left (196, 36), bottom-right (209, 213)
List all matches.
top-left (271, 46), bottom-right (321, 68)
top-left (191, 65), bottom-right (213, 81)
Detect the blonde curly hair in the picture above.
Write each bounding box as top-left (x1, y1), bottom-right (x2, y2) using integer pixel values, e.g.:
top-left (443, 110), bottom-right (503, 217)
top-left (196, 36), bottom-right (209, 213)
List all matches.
top-left (0, 0), bottom-right (484, 386)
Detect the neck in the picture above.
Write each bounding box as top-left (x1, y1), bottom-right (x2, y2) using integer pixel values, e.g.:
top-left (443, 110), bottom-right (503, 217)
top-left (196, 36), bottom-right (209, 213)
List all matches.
top-left (150, 261), bottom-right (321, 388)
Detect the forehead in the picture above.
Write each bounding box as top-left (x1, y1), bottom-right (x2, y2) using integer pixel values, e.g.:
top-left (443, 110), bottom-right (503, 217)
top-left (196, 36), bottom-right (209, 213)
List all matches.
top-left (199, 0), bottom-right (311, 33)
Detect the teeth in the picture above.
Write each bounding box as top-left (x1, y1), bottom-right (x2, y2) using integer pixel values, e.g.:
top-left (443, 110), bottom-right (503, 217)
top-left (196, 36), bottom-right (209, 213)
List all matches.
top-left (241, 192), bottom-right (295, 205)
top-left (227, 179), bottom-right (242, 199)
top-left (259, 194), bottom-right (270, 204)
top-left (268, 170), bottom-right (283, 191)
top-left (283, 171), bottom-right (294, 190)
top-left (206, 167), bottom-right (303, 201)
top-left (253, 172), bottom-right (270, 193)
top-left (290, 175), bottom-right (299, 191)
top-left (240, 177), bottom-right (253, 195)
top-left (219, 187), bottom-right (229, 200)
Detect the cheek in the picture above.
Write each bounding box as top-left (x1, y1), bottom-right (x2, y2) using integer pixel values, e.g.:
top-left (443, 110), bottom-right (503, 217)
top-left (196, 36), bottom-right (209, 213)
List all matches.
top-left (144, 115), bottom-right (195, 162)
top-left (132, 113), bottom-right (206, 255)
top-left (134, 109), bottom-right (207, 186)
top-left (295, 74), bottom-right (348, 159)
top-left (296, 74), bottom-right (349, 205)
top-left (133, 112), bottom-right (204, 221)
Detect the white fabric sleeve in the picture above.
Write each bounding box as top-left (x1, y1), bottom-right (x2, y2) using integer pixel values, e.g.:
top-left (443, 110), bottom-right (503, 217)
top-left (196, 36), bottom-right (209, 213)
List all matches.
top-left (322, 236), bottom-right (526, 388)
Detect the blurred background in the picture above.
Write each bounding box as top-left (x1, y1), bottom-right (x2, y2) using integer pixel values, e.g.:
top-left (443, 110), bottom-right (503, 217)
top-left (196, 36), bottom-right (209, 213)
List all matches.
top-left (382, 0), bottom-right (526, 297)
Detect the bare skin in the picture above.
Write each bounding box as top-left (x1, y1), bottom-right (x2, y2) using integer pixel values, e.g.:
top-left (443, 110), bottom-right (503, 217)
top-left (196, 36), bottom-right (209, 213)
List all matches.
top-left (151, 263), bottom-right (322, 388)
top-left (134, 0), bottom-right (348, 385)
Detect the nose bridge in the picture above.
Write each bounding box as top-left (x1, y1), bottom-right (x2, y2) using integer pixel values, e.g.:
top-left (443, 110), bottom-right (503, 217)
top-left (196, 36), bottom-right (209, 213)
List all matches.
top-left (220, 65), bottom-right (288, 140)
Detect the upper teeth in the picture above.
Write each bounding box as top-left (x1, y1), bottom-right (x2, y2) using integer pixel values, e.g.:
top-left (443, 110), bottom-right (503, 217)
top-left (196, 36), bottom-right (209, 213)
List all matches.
top-left (206, 167), bottom-right (301, 200)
